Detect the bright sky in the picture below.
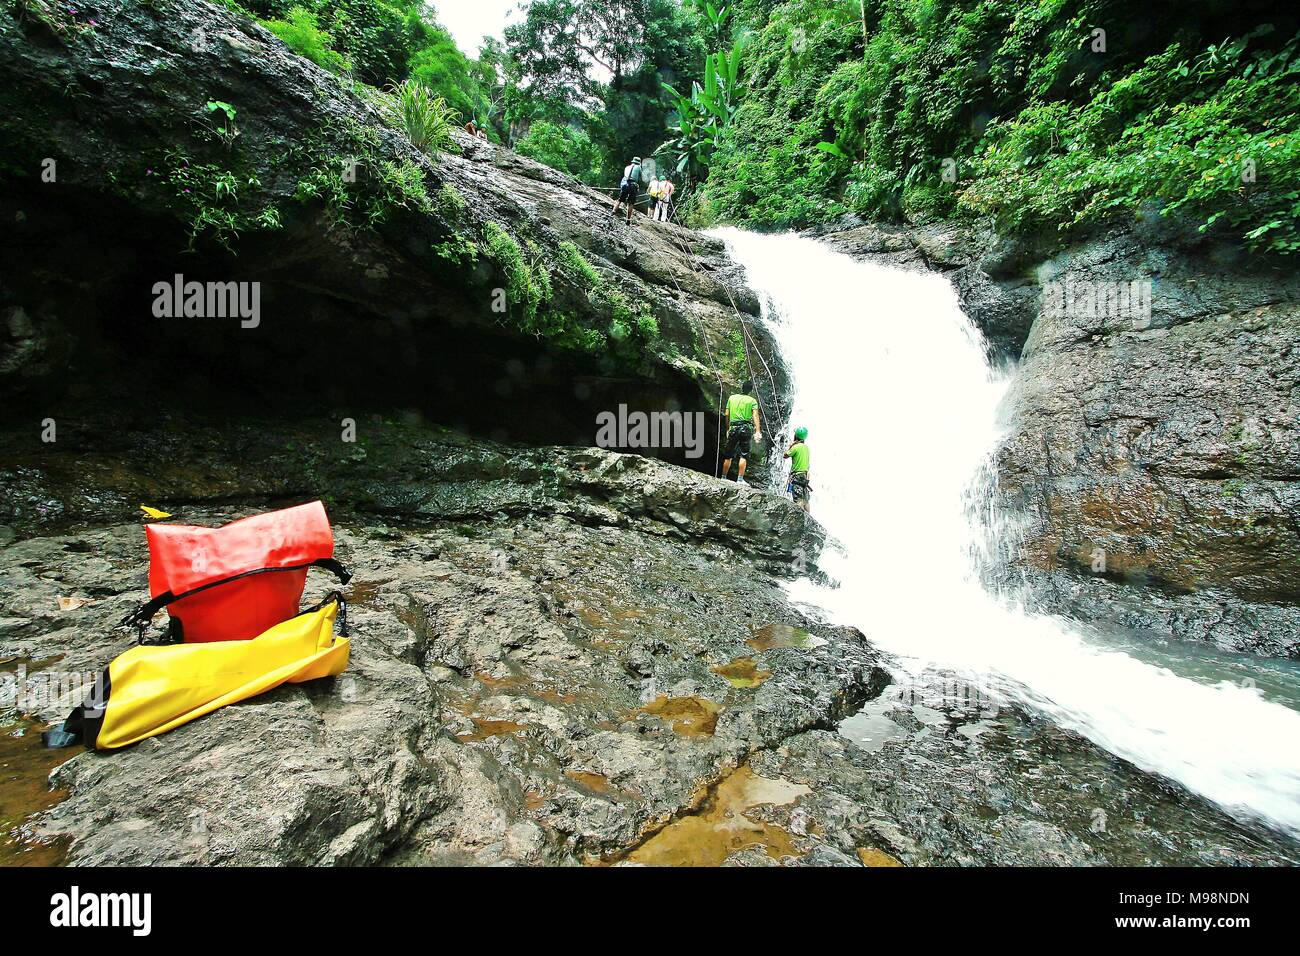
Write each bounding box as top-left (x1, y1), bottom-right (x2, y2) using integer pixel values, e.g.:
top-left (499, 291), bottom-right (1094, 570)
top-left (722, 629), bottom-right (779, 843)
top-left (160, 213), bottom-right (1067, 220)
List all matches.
top-left (434, 0), bottom-right (521, 57)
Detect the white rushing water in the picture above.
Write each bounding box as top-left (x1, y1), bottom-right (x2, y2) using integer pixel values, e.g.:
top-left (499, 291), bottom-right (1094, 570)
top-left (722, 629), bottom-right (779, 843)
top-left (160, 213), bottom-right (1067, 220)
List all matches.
top-left (715, 228), bottom-right (1300, 836)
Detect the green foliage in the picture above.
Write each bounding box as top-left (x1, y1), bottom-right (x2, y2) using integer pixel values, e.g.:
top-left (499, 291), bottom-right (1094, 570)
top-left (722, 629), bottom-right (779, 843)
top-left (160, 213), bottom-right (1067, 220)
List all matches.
top-left (559, 241), bottom-right (603, 286)
top-left (592, 285), bottom-right (658, 346)
top-left (482, 236), bottom-right (658, 353)
top-left (960, 29), bottom-right (1300, 254)
top-left (432, 231), bottom-right (480, 265)
top-left (203, 100), bottom-right (240, 144)
top-left (480, 225), bottom-right (617, 352)
top-left (244, 0), bottom-right (494, 118)
top-left (505, 0), bottom-right (708, 182)
top-left (160, 150), bottom-right (279, 250)
top-left (483, 221), bottom-right (554, 333)
top-left (659, 26), bottom-right (746, 183)
top-left (636, 311), bottom-right (661, 339)
top-left (11, 0), bottom-right (97, 38)
top-left (407, 24), bottom-right (492, 123)
top-left (291, 117), bottom-right (434, 230)
top-left (262, 6), bottom-right (351, 73)
top-left (437, 183), bottom-right (467, 218)
top-left (703, 0), bottom-right (1300, 252)
top-left (384, 79), bottom-right (459, 154)
top-left (698, 0), bottom-right (855, 227)
top-left (516, 122), bottom-right (604, 182)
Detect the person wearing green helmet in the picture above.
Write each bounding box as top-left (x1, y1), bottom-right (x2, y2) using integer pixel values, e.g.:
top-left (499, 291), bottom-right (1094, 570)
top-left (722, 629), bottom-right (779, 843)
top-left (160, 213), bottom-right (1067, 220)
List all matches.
top-left (784, 426), bottom-right (811, 511)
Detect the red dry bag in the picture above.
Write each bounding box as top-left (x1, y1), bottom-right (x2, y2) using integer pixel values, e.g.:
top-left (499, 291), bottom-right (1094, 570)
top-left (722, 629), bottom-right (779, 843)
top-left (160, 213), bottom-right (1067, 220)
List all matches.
top-left (122, 501), bottom-right (351, 644)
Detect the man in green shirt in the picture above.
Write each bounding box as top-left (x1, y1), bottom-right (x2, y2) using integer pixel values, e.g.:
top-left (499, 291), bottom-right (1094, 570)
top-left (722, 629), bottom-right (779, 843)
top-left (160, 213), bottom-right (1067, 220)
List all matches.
top-left (720, 380), bottom-right (762, 485)
top-left (784, 427), bottom-right (810, 511)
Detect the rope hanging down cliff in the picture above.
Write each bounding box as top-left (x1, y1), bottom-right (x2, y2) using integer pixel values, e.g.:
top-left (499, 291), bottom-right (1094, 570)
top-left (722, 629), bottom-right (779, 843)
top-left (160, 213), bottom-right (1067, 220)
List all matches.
top-left (655, 215), bottom-right (784, 437)
top-left (581, 236), bottom-right (726, 479)
top-left (592, 184), bottom-right (779, 475)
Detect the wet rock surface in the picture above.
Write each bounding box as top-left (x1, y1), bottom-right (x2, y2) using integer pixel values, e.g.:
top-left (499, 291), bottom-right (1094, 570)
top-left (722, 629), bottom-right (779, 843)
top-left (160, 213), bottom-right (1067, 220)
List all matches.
top-left (820, 219), bottom-right (1300, 659)
top-left (762, 673), bottom-right (1297, 866)
top-left (2, 420), bottom-right (1297, 866)
top-left (996, 231), bottom-right (1300, 659)
top-left (0, 412), bottom-right (818, 563)
top-left (0, 496), bottom-right (865, 866)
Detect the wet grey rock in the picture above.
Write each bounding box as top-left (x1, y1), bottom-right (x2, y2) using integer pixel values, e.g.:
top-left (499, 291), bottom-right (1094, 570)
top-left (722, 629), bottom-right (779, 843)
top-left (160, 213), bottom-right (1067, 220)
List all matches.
top-left (995, 231), bottom-right (1300, 658)
top-left (0, 419), bottom-right (844, 866)
top-left (0, 415), bottom-right (822, 562)
top-left (3, 424), bottom-right (1295, 865)
top-left (751, 674), bottom-right (1298, 866)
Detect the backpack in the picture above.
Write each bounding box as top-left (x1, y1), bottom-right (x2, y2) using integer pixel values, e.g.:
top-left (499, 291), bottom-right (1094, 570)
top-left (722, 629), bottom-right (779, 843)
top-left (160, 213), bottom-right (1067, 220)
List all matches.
top-left (628, 162), bottom-right (642, 185)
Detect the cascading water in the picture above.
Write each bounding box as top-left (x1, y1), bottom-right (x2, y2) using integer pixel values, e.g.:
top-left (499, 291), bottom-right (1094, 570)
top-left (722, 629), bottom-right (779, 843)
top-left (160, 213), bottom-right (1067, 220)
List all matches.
top-left (715, 228), bottom-right (1300, 837)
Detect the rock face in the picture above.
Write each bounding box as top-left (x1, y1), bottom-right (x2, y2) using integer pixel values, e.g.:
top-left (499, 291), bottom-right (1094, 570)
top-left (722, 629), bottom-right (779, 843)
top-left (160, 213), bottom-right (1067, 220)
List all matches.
top-left (2, 418), bottom-right (1293, 866)
top-left (999, 231), bottom-right (1300, 658)
top-left (0, 0), bottom-right (786, 470)
top-left (821, 218), bottom-right (1300, 658)
top-left (0, 411), bottom-right (821, 563)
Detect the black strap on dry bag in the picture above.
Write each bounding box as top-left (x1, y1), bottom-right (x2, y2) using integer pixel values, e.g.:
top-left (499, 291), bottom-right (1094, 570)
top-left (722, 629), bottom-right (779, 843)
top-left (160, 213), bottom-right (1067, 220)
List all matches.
top-left (43, 667), bottom-right (110, 750)
top-left (121, 557), bottom-right (353, 642)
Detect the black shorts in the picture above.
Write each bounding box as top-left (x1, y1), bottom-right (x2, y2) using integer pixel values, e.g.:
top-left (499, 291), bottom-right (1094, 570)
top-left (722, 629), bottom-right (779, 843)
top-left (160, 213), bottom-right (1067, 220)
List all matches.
top-left (790, 472), bottom-right (810, 501)
top-left (619, 181), bottom-right (638, 202)
top-left (724, 423), bottom-right (753, 460)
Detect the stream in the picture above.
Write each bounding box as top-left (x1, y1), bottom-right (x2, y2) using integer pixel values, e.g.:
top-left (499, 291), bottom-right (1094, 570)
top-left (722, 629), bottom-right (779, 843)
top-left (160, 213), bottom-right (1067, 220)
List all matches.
top-left (717, 229), bottom-right (1300, 840)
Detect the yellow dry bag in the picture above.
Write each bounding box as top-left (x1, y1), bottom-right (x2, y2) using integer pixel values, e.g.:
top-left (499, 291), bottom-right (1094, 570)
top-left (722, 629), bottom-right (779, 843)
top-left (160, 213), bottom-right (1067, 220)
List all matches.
top-left (45, 594), bottom-right (349, 751)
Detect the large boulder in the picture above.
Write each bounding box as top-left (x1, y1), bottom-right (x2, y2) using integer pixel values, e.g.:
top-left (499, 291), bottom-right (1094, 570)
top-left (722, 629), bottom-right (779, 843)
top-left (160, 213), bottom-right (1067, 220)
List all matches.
top-left (996, 229), bottom-right (1300, 657)
top-left (0, 0), bottom-right (785, 468)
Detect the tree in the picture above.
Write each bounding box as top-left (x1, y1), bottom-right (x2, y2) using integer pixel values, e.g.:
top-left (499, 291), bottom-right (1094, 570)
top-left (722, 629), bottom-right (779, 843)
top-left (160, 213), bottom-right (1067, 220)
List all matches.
top-left (506, 0), bottom-right (654, 105)
top-left (408, 23), bottom-right (490, 124)
top-left (506, 0), bottom-right (707, 180)
top-left (515, 121), bottom-right (605, 181)
top-left (657, 4), bottom-right (743, 184)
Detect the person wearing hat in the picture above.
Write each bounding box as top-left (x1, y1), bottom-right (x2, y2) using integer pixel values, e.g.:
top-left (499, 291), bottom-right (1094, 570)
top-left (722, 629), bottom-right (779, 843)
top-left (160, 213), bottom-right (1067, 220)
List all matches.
top-left (784, 427), bottom-right (811, 511)
top-left (611, 156), bottom-right (644, 224)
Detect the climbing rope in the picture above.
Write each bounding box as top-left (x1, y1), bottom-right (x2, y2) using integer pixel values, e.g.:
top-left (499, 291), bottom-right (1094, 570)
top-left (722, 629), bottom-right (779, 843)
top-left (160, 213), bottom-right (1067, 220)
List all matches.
top-left (654, 212), bottom-right (785, 450)
top-left (582, 235), bottom-right (726, 479)
top-left (589, 181), bottom-right (782, 476)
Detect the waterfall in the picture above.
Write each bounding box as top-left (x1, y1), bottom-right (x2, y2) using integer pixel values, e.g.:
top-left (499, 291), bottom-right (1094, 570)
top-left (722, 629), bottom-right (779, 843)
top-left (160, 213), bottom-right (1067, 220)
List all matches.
top-left (716, 228), bottom-right (1300, 836)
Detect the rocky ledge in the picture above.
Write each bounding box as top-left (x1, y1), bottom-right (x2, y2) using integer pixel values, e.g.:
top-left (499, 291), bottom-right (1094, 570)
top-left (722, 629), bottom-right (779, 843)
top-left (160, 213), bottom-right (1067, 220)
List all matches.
top-left (2, 418), bottom-right (1294, 867)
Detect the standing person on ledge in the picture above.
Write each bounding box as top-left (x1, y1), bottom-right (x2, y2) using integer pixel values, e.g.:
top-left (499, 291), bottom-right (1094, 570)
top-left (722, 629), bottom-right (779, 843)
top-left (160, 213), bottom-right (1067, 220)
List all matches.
top-left (720, 380), bottom-right (761, 485)
top-left (784, 427), bottom-right (811, 512)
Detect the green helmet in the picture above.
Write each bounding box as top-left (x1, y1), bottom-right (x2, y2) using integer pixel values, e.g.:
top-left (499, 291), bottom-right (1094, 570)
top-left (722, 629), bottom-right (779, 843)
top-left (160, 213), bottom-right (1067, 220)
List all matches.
top-left (794, 426), bottom-right (808, 441)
